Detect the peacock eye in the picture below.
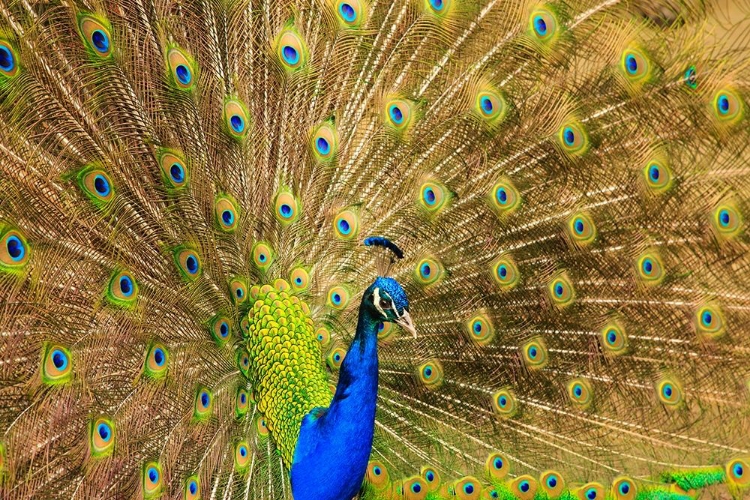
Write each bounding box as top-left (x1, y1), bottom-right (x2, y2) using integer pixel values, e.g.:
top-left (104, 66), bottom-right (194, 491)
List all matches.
top-left (379, 299), bottom-right (390, 309)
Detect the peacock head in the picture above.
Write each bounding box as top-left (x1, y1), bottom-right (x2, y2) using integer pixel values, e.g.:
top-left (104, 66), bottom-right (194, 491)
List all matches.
top-left (363, 277), bottom-right (416, 337)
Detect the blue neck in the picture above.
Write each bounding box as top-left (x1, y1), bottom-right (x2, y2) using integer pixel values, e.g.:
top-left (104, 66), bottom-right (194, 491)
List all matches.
top-left (290, 301), bottom-right (380, 500)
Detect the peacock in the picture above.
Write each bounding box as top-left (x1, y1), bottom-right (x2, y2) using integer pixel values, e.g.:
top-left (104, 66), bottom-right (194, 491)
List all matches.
top-left (0, 0), bottom-right (749, 498)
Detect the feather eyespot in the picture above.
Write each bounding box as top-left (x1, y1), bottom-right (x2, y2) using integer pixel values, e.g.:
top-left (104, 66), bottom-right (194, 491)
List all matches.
top-left (275, 27), bottom-right (309, 71)
top-left (577, 483), bottom-right (605, 500)
top-left (234, 440), bottom-right (251, 470)
top-left (333, 210), bottom-right (359, 240)
top-left (335, 0), bottom-right (367, 27)
top-left (486, 452), bottom-right (510, 480)
top-left (209, 315), bottom-right (231, 346)
top-left (402, 476), bottom-right (427, 500)
top-left (529, 8), bottom-right (559, 44)
top-left (0, 227), bottom-right (30, 271)
top-left (185, 475), bottom-right (200, 500)
top-left (215, 196), bottom-right (239, 232)
top-left (600, 321), bottom-right (628, 355)
top-left (108, 270), bottom-right (138, 307)
top-left (540, 471), bottom-right (565, 497)
top-left (611, 477), bottom-right (637, 500)
top-left (414, 257), bottom-right (443, 286)
top-left (157, 149), bottom-right (189, 189)
top-left (327, 346), bottom-right (346, 370)
top-left (424, 0), bottom-right (453, 16)
top-left (465, 313), bottom-right (494, 346)
top-left (474, 86), bottom-right (507, 125)
top-left (492, 255), bottom-right (519, 289)
top-left (711, 203), bottom-right (742, 239)
top-left (384, 97), bottom-right (416, 132)
top-left (224, 98), bottom-right (250, 140)
top-left (311, 121), bottom-right (339, 162)
top-left (229, 277), bottom-right (248, 305)
top-left (492, 388), bottom-right (518, 418)
top-left (252, 242), bottom-right (274, 270)
top-left (490, 179), bottom-right (521, 214)
top-left (635, 250), bottom-right (664, 286)
top-left (315, 327), bottom-right (331, 347)
top-left (642, 159), bottom-right (673, 193)
top-left (620, 47), bottom-right (653, 84)
top-left (173, 246), bottom-right (201, 281)
top-left (421, 467), bottom-right (440, 491)
top-left (567, 378), bottom-right (593, 409)
top-left (194, 387), bottom-right (213, 420)
top-left (510, 476), bottom-right (538, 500)
top-left (167, 47), bottom-right (196, 90)
top-left (684, 65), bottom-right (698, 90)
top-left (275, 191), bottom-right (300, 225)
top-left (327, 286), bottom-right (350, 310)
top-left (90, 417), bottom-right (115, 457)
top-left (418, 181), bottom-right (450, 214)
top-left (522, 338), bottom-right (548, 369)
top-left (0, 40), bottom-right (19, 78)
top-left (695, 303), bottom-right (725, 339)
top-left (727, 458), bottom-right (750, 487)
top-left (236, 388), bottom-right (249, 418)
top-left (289, 267), bottom-right (310, 291)
top-left (417, 360), bottom-right (444, 389)
top-left (77, 14), bottom-right (113, 58)
top-left (567, 212), bottom-right (596, 245)
top-left (712, 88), bottom-right (744, 125)
top-left (548, 272), bottom-right (574, 307)
top-left (42, 344), bottom-right (73, 385)
top-left (237, 349), bottom-right (251, 378)
top-left (78, 166), bottom-right (115, 207)
top-left (367, 461), bottom-right (390, 489)
top-left (656, 376), bottom-right (683, 407)
top-left (144, 343), bottom-right (168, 379)
top-left (142, 462), bottom-right (164, 498)
top-left (558, 122), bottom-right (589, 156)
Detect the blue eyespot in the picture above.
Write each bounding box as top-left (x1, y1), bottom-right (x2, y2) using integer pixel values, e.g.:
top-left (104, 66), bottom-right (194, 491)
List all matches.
top-left (529, 346), bottom-right (538, 358)
top-left (0, 46), bottom-right (14, 72)
top-left (625, 55), bottom-right (638, 74)
top-left (200, 391), bottom-right (210, 407)
top-left (649, 165), bottom-right (660, 182)
top-left (279, 203), bottom-right (293, 218)
top-left (430, 0), bottom-right (444, 10)
top-left (282, 45), bottom-right (299, 65)
top-left (94, 174), bottom-right (110, 196)
top-left (734, 463), bottom-right (744, 477)
top-left (295, 277), bottom-right (303, 285)
top-left (377, 322), bottom-right (385, 331)
top-left (662, 384), bottom-right (673, 398)
top-left (373, 466), bottom-right (382, 476)
top-left (239, 445), bottom-right (247, 457)
top-left (498, 395), bottom-right (508, 407)
top-left (389, 104), bottom-right (404, 124)
top-left (230, 115), bottom-right (245, 133)
top-left (586, 488), bottom-right (597, 500)
top-left (316, 137), bottom-right (330, 155)
top-left (175, 64), bottom-right (191, 85)
top-left (240, 393), bottom-right (246, 403)
top-left (411, 483), bottom-right (421, 493)
top-left (702, 311), bottom-right (713, 326)
top-left (473, 321), bottom-right (482, 333)
top-left (496, 187), bottom-right (508, 204)
top-left (464, 483), bottom-right (475, 494)
top-left (574, 219), bottom-right (584, 234)
top-left (420, 263), bottom-right (431, 278)
top-left (222, 210), bottom-right (234, 225)
top-left (148, 467), bottom-right (159, 483)
top-left (494, 457), bottom-right (503, 469)
top-left (563, 127), bottom-right (575, 146)
top-left (718, 94), bottom-right (730, 114)
top-left (642, 258), bottom-right (653, 275)
top-left (153, 348), bottom-right (165, 366)
top-left (547, 476), bottom-right (557, 488)
top-left (91, 30), bottom-right (109, 53)
top-left (219, 322), bottom-right (229, 337)
top-left (189, 480), bottom-right (198, 495)
top-left (339, 3), bottom-right (356, 22)
top-left (498, 265), bottom-right (507, 278)
top-left (52, 349), bottom-right (68, 369)
top-left (119, 276), bottom-right (134, 297)
top-left (554, 283), bottom-right (564, 297)
top-left (423, 187), bottom-right (436, 205)
top-left (491, 492), bottom-right (499, 499)
top-left (480, 96), bottom-right (493, 114)
top-left (574, 384), bottom-right (582, 397)
top-left (426, 470), bottom-right (435, 481)
top-left (684, 66), bottom-right (697, 89)
top-left (236, 288), bottom-right (244, 298)
top-left (97, 422), bottom-right (111, 441)
top-left (718, 209), bottom-right (731, 227)
top-left (519, 481), bottom-right (530, 493)
top-left (337, 219), bottom-right (351, 235)
top-left (170, 163), bottom-right (185, 183)
top-left (258, 253), bottom-right (267, 262)
top-left (423, 366), bottom-right (433, 378)
top-left (607, 330), bottom-right (617, 344)
top-left (619, 483), bottom-right (630, 494)
top-left (332, 293), bottom-right (341, 305)
top-left (186, 256), bottom-right (198, 274)
top-left (534, 15), bottom-right (547, 36)
top-left (334, 353), bottom-right (341, 362)
top-left (6, 236), bottom-right (25, 261)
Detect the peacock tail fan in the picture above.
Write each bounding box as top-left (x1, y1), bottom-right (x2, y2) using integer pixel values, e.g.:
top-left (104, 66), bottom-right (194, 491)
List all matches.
top-left (0, 0), bottom-right (749, 499)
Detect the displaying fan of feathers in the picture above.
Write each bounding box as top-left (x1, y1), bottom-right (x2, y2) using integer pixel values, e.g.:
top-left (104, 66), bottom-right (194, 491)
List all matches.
top-left (0, 0), bottom-right (749, 499)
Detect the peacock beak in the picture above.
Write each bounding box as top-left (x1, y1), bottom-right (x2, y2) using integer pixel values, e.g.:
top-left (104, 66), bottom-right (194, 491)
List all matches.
top-left (395, 310), bottom-right (417, 338)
